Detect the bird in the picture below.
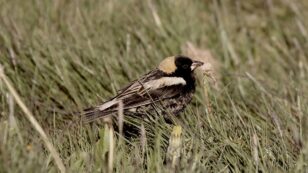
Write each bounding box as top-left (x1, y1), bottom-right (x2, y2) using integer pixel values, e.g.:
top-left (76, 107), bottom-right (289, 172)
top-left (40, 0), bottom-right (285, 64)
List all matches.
top-left (82, 55), bottom-right (204, 124)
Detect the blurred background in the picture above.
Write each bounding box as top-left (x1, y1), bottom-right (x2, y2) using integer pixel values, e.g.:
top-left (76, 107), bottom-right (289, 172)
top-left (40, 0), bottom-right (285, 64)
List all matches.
top-left (0, 0), bottom-right (307, 172)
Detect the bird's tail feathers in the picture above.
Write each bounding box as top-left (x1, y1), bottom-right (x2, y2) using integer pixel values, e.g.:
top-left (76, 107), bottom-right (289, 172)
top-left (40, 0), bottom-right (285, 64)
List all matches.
top-left (81, 107), bottom-right (115, 123)
top-left (81, 99), bottom-right (119, 123)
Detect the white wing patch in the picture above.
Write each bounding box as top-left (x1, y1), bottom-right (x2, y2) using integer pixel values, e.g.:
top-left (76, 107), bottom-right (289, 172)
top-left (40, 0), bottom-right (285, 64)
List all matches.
top-left (98, 99), bottom-right (118, 111)
top-left (143, 77), bottom-right (186, 90)
top-left (98, 77), bottom-right (186, 111)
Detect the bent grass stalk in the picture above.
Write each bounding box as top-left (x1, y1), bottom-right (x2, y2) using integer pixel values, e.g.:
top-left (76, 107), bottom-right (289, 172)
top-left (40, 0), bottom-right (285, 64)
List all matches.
top-left (0, 65), bottom-right (66, 173)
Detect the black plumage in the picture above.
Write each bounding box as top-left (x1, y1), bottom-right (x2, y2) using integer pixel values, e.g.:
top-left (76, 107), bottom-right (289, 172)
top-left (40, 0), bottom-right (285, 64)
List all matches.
top-left (82, 55), bottom-right (203, 124)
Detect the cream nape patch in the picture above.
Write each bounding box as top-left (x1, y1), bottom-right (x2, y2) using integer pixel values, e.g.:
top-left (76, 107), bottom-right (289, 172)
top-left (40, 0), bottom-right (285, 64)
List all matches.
top-left (158, 56), bottom-right (177, 74)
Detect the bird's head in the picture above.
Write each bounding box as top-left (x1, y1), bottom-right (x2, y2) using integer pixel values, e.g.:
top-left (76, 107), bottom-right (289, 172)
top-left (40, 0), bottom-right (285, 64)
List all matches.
top-left (158, 55), bottom-right (204, 74)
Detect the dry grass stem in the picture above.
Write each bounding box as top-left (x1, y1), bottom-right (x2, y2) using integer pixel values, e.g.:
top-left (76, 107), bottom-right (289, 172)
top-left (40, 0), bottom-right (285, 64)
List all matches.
top-left (118, 100), bottom-right (124, 136)
top-left (166, 125), bottom-right (182, 172)
top-left (107, 123), bottom-right (115, 173)
top-left (0, 65), bottom-right (66, 173)
top-left (252, 133), bottom-right (259, 173)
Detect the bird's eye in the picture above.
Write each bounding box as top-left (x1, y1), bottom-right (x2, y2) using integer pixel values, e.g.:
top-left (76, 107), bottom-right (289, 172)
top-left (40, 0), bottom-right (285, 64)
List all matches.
top-left (182, 64), bottom-right (189, 69)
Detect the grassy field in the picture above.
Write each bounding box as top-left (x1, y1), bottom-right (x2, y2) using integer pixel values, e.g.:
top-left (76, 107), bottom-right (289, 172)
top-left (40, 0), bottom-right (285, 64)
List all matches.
top-left (0, 0), bottom-right (308, 172)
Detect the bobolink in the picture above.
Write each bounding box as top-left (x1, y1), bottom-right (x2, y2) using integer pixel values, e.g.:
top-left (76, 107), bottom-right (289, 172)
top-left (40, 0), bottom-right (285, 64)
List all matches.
top-left (83, 55), bottom-right (203, 123)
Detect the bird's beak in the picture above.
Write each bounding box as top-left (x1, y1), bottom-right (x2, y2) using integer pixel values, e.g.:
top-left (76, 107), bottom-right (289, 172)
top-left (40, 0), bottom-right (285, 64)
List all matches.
top-left (191, 60), bottom-right (204, 71)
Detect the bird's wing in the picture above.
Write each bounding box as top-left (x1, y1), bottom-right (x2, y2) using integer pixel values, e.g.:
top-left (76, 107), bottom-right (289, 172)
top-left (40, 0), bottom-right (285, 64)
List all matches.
top-left (116, 69), bottom-right (162, 96)
top-left (100, 69), bottom-right (186, 110)
top-left (117, 83), bottom-right (186, 109)
top-left (84, 84), bottom-right (186, 122)
top-left (83, 70), bottom-right (187, 122)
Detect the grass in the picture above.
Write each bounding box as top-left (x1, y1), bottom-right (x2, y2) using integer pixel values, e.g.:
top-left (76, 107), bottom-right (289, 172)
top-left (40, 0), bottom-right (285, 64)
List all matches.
top-left (0, 0), bottom-right (308, 172)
